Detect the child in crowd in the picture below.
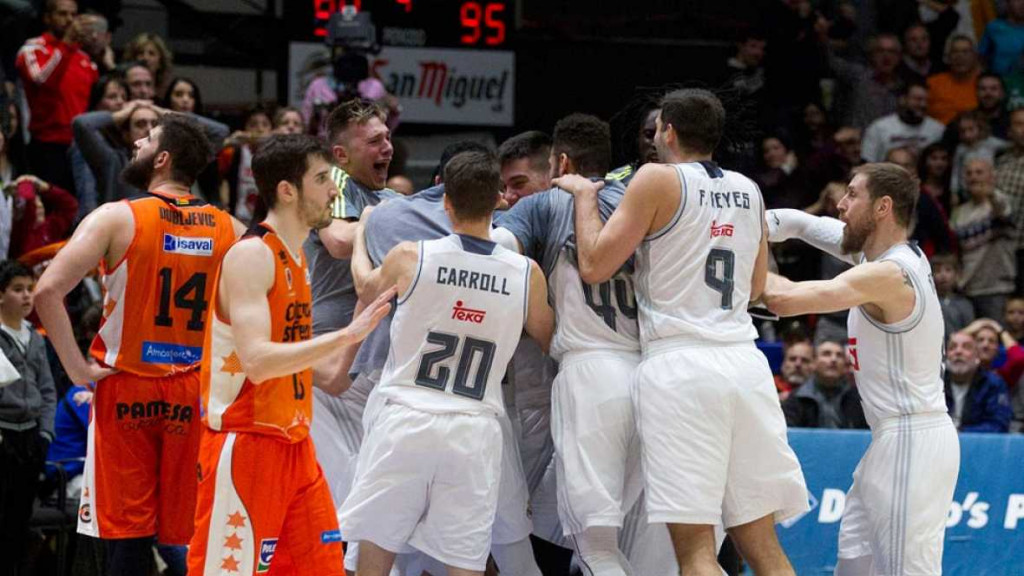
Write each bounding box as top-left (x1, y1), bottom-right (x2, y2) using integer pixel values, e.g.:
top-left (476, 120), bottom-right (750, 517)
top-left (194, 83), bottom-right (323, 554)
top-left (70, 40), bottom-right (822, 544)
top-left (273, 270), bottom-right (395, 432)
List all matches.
top-left (932, 253), bottom-right (975, 338)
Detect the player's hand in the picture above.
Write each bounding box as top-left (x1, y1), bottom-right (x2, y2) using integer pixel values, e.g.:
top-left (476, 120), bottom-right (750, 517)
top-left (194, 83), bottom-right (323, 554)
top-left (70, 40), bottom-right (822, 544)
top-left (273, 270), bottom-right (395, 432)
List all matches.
top-left (553, 174), bottom-right (604, 197)
top-left (342, 286), bottom-right (396, 344)
top-left (76, 364), bottom-right (117, 388)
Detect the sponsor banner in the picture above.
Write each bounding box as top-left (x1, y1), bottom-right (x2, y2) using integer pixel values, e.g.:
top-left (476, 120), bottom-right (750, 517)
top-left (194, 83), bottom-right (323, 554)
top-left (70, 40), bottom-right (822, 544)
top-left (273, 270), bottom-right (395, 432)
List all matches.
top-left (782, 429), bottom-right (1024, 575)
top-left (321, 529), bottom-right (342, 544)
top-left (141, 341), bottom-right (203, 365)
top-left (289, 43), bottom-right (514, 126)
top-left (162, 233), bottom-right (214, 257)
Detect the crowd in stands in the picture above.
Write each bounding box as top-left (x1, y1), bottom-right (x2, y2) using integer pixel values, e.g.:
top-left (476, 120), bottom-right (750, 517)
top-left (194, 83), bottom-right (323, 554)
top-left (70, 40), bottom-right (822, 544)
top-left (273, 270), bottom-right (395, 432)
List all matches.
top-left (0, 0), bottom-right (1022, 572)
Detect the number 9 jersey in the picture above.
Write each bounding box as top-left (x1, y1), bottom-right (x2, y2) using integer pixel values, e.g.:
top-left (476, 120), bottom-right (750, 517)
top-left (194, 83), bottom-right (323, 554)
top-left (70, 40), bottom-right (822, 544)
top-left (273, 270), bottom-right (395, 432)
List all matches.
top-left (90, 192), bottom-right (236, 377)
top-left (377, 234), bottom-right (531, 416)
top-left (634, 162), bottom-right (764, 346)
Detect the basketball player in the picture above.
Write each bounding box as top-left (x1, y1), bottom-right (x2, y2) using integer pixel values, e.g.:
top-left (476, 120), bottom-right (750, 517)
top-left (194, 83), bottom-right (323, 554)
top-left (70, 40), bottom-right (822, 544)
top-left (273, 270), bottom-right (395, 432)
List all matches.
top-left (553, 88), bottom-right (807, 576)
top-left (763, 164), bottom-right (959, 576)
top-left (34, 115), bottom-right (245, 575)
top-left (339, 151), bottom-right (554, 576)
top-left (186, 134), bottom-right (392, 576)
top-left (349, 142), bottom-right (542, 576)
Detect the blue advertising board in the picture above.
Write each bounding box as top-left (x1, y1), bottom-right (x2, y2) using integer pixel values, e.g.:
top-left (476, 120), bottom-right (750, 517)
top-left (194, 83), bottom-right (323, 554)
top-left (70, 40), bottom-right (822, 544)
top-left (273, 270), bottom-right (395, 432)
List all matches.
top-left (780, 430), bottom-right (1024, 575)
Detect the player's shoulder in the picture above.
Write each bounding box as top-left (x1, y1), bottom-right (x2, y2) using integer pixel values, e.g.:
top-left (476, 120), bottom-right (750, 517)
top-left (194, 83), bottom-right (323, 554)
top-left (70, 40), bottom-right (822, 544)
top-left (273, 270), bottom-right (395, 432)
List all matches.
top-left (224, 232), bottom-right (274, 266)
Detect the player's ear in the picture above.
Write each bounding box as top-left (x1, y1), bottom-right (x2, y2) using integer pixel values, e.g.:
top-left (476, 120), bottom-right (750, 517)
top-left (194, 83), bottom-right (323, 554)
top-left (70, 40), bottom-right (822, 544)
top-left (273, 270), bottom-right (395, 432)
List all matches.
top-left (332, 143), bottom-right (349, 167)
top-left (153, 150), bottom-right (171, 171)
top-left (276, 179), bottom-right (297, 205)
top-left (559, 153), bottom-right (571, 177)
top-left (876, 195), bottom-right (893, 219)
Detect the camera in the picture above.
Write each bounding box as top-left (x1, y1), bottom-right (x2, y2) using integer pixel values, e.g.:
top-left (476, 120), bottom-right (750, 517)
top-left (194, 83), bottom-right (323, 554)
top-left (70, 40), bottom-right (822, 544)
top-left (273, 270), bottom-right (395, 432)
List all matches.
top-left (327, 6), bottom-right (380, 55)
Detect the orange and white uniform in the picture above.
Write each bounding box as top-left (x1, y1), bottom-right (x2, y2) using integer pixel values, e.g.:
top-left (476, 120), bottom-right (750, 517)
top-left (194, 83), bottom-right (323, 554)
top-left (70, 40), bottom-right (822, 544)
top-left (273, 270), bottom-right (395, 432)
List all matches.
top-left (78, 191), bottom-right (235, 545)
top-left (188, 223), bottom-right (342, 576)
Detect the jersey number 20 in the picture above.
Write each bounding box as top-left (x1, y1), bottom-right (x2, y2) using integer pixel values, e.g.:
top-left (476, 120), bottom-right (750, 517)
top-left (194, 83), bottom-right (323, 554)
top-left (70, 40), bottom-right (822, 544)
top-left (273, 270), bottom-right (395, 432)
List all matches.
top-left (415, 331), bottom-right (496, 400)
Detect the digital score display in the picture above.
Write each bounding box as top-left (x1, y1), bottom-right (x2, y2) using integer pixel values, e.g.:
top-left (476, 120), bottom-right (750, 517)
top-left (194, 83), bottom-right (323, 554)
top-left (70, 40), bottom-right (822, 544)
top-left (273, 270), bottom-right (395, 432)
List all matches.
top-left (308, 0), bottom-right (514, 49)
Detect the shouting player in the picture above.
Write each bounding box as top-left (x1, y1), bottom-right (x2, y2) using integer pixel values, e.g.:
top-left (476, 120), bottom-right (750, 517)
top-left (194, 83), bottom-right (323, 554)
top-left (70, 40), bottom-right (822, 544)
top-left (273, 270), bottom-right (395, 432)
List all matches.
top-left (339, 151), bottom-right (554, 576)
top-left (554, 88), bottom-right (807, 576)
top-left (186, 134), bottom-right (392, 576)
top-left (763, 163), bottom-right (959, 576)
top-left (35, 114), bottom-right (244, 575)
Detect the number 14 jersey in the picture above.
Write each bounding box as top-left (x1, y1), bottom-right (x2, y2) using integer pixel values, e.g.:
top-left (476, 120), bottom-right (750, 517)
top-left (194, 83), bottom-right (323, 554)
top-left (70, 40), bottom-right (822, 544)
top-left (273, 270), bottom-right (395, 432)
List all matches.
top-left (91, 192), bottom-right (235, 377)
top-left (378, 234), bottom-right (531, 417)
top-left (635, 162), bottom-right (764, 346)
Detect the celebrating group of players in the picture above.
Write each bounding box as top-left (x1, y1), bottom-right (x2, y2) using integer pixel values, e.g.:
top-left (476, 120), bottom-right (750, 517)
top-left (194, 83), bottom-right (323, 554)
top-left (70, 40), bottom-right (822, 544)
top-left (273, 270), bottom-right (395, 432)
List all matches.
top-left (32, 87), bottom-right (959, 576)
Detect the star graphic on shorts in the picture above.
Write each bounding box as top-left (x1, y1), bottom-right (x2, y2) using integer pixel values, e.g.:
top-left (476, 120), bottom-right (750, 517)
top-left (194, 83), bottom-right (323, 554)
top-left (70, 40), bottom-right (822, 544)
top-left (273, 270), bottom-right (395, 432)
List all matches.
top-left (226, 511), bottom-right (246, 529)
top-left (221, 352), bottom-right (244, 377)
top-left (103, 298), bottom-right (117, 317)
top-left (224, 533), bottom-right (243, 551)
top-left (220, 555), bottom-right (240, 573)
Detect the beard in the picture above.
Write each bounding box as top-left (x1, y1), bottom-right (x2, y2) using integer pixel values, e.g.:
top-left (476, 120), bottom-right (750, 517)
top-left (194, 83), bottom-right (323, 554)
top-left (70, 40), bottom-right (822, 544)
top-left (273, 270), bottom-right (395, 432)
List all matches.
top-left (299, 194), bottom-right (332, 230)
top-left (945, 358), bottom-right (977, 378)
top-left (121, 151), bottom-right (156, 191)
top-left (841, 214), bottom-right (876, 254)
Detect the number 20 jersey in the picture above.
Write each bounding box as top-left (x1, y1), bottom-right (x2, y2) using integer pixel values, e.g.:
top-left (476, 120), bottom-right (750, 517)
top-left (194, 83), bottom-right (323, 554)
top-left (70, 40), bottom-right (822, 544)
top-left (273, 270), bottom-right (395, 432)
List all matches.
top-left (634, 162), bottom-right (763, 346)
top-left (377, 234), bottom-right (531, 417)
top-left (90, 192), bottom-right (235, 377)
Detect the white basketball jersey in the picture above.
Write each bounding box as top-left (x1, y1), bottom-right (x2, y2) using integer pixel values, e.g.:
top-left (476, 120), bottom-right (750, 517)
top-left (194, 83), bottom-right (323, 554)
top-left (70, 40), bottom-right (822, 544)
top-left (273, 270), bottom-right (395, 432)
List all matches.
top-left (549, 251), bottom-right (640, 359)
top-left (634, 162), bottom-right (763, 346)
top-left (378, 234), bottom-right (531, 416)
top-left (846, 243), bottom-right (948, 427)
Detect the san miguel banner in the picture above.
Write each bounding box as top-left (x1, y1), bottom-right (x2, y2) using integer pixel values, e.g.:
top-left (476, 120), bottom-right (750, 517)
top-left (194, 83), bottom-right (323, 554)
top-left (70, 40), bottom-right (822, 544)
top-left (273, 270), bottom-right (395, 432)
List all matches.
top-left (782, 429), bottom-right (1024, 575)
top-left (289, 43), bottom-right (515, 126)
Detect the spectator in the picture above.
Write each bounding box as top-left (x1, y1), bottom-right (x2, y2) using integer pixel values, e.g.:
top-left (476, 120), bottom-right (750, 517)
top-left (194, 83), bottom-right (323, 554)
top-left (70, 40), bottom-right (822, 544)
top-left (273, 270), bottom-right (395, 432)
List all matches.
top-left (121, 32), bottom-right (173, 95)
top-left (782, 340), bottom-right (868, 429)
top-left (1007, 56), bottom-right (1024, 108)
top-left (932, 253), bottom-right (976, 338)
top-left (996, 107), bottom-right (1024, 292)
top-left (15, 1), bottom-right (98, 192)
top-left (898, 22), bottom-right (937, 84)
top-left (301, 50), bottom-right (400, 138)
top-left (385, 174), bottom-right (415, 196)
top-left (919, 142), bottom-right (954, 214)
top-left (161, 76), bottom-right (202, 114)
top-left (74, 100), bottom-right (228, 205)
top-left (725, 30), bottom-right (767, 124)
top-left (756, 135), bottom-right (812, 209)
top-left (44, 384), bottom-right (90, 499)
top-left (774, 339), bottom-right (813, 398)
top-left (805, 126), bottom-right (864, 193)
top-left (273, 106), bottom-right (304, 135)
top-left (975, 73), bottom-right (1010, 140)
top-left (1006, 297), bottom-right (1024, 341)
top-left (0, 260), bottom-right (56, 571)
top-left (122, 60), bottom-right (155, 101)
top-left (926, 34), bottom-right (982, 125)
top-left (964, 317), bottom-right (1024, 395)
top-left (76, 12), bottom-right (114, 73)
top-left (7, 174), bottom-right (77, 258)
top-left (823, 32), bottom-right (906, 128)
top-left (861, 82), bottom-right (945, 162)
top-left (0, 102), bottom-right (16, 187)
top-left (886, 147), bottom-right (953, 255)
top-left (71, 74), bottom-right (126, 218)
top-left (951, 157), bottom-right (1015, 320)
top-left (978, 0), bottom-right (1024, 76)
top-left (218, 105), bottom-right (272, 220)
top-left (792, 101), bottom-right (834, 160)
top-left (497, 130), bottom-right (552, 207)
top-left (944, 331), bottom-right (1012, 432)
top-left (951, 111), bottom-right (1008, 198)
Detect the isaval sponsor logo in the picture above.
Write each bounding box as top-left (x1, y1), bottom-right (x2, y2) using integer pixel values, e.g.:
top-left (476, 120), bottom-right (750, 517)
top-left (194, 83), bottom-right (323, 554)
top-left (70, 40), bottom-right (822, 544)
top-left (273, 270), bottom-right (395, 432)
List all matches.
top-left (162, 233), bottom-right (214, 257)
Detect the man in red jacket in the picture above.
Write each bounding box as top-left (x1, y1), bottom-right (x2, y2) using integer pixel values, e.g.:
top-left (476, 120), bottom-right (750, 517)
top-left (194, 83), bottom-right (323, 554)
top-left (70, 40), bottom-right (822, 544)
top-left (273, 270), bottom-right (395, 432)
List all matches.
top-left (15, 0), bottom-right (98, 192)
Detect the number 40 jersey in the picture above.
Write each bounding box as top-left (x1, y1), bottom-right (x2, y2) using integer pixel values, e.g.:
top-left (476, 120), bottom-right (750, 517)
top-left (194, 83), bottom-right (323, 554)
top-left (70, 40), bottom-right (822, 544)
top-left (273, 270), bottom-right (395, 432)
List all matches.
top-left (635, 162), bottom-right (765, 346)
top-left (377, 234), bottom-right (531, 417)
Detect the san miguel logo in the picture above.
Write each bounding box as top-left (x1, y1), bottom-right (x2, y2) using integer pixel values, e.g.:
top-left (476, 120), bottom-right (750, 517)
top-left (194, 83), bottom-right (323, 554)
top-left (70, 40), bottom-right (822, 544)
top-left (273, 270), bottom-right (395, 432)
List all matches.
top-left (452, 300), bottom-right (486, 324)
top-left (372, 60), bottom-right (510, 112)
top-left (710, 221), bottom-right (734, 239)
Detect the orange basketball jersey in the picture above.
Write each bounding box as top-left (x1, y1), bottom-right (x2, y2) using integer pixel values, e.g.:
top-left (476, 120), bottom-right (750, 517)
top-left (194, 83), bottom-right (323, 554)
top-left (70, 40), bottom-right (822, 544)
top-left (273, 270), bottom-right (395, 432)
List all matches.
top-left (90, 192), bottom-right (236, 377)
top-left (201, 223), bottom-right (314, 443)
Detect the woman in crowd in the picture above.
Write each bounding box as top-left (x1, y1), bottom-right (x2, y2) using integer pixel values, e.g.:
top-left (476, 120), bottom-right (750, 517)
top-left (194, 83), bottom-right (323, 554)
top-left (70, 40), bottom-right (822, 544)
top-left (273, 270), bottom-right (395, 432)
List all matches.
top-left (122, 32), bottom-right (174, 96)
top-left (71, 75), bottom-right (127, 218)
top-left (273, 106), bottom-right (305, 135)
top-left (919, 142), bottom-right (955, 215)
top-left (162, 76), bottom-right (204, 115)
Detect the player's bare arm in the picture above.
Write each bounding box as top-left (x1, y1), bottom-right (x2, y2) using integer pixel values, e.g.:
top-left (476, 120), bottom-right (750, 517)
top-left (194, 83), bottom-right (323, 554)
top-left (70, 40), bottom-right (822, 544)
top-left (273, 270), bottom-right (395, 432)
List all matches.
top-left (221, 239), bottom-right (393, 383)
top-left (751, 224), bottom-right (770, 303)
top-left (554, 164), bottom-right (669, 284)
top-left (354, 239), bottom-right (418, 303)
top-left (35, 202), bottom-right (132, 385)
top-left (318, 218), bottom-right (359, 259)
top-left (763, 261), bottom-right (915, 321)
top-left (524, 259), bottom-right (555, 353)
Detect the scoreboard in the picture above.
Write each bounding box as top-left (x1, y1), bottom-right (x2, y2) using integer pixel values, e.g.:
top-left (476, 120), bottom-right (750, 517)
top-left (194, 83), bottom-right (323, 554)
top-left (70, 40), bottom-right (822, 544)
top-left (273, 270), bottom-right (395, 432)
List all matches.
top-left (291, 0), bottom-right (515, 49)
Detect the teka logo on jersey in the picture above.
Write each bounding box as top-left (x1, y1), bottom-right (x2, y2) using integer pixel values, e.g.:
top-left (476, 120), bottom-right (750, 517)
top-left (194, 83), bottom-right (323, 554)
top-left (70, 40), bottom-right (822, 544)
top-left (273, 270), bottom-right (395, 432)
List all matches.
top-left (710, 221), bottom-right (734, 239)
top-left (452, 300), bottom-right (486, 324)
top-left (257, 538), bottom-right (277, 573)
top-left (162, 233), bottom-right (214, 257)
top-left (79, 503), bottom-right (91, 523)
